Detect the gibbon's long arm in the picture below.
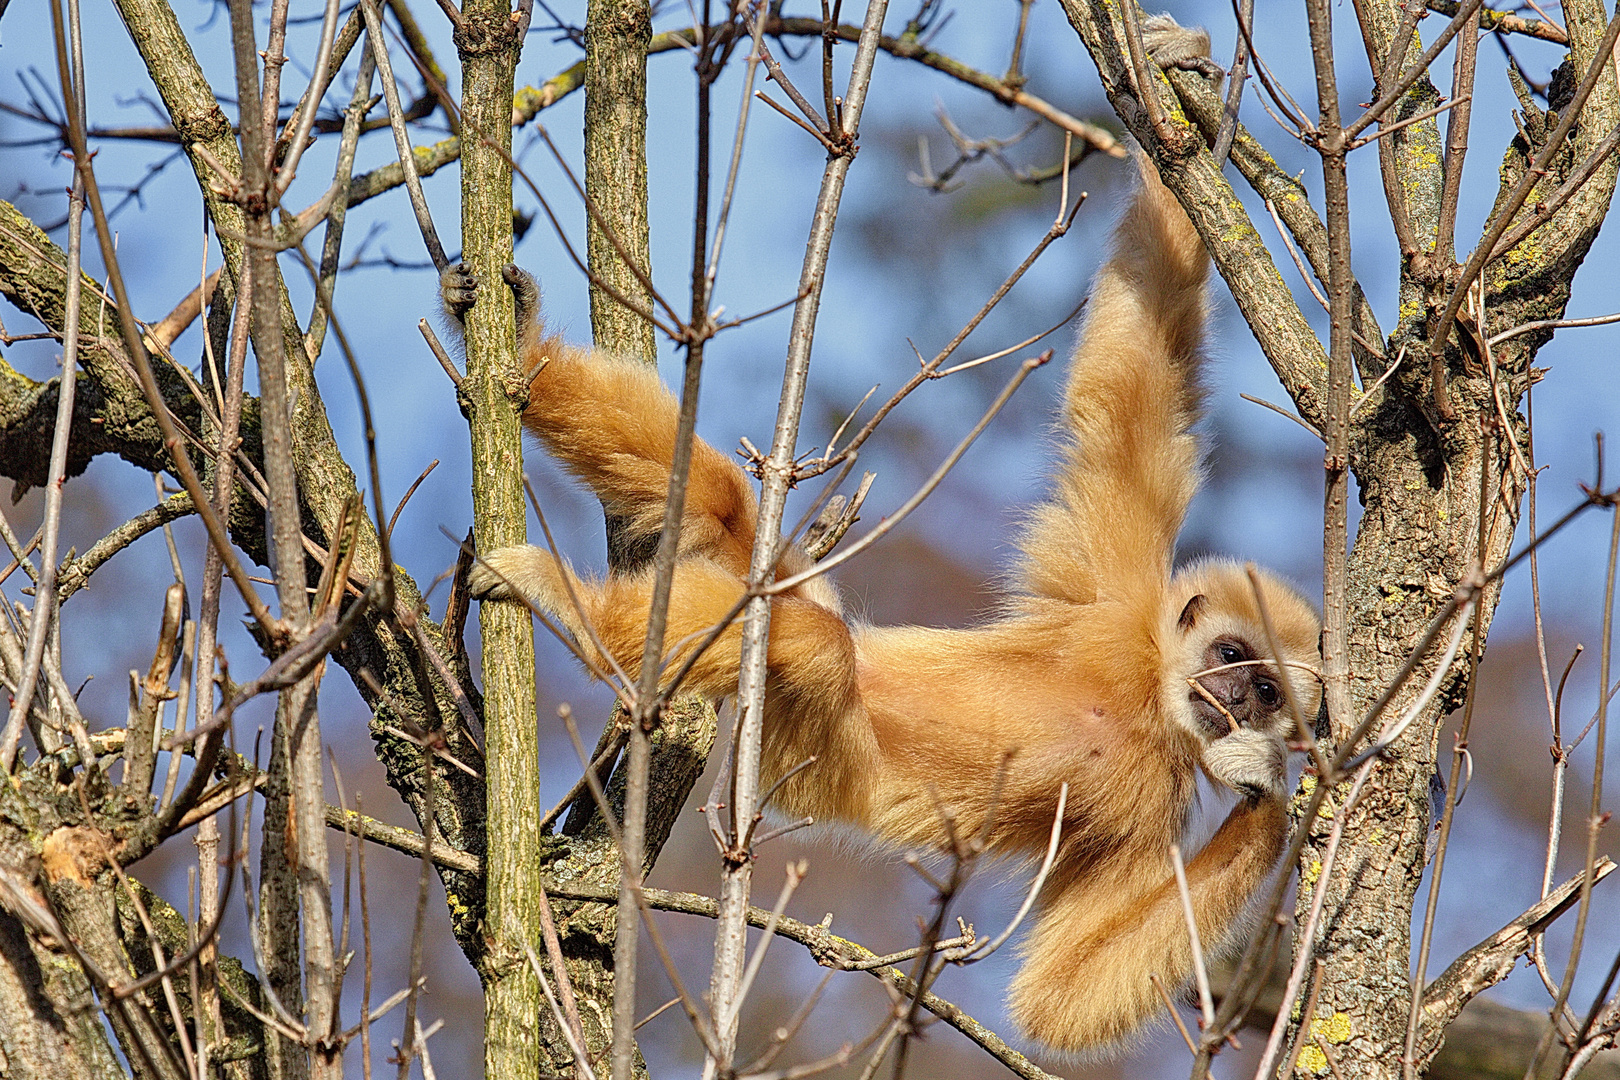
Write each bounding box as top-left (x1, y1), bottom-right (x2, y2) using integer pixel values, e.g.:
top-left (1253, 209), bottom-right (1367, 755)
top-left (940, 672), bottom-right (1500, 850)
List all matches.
top-left (1010, 795), bottom-right (1288, 1049)
top-left (1016, 154), bottom-right (1210, 608)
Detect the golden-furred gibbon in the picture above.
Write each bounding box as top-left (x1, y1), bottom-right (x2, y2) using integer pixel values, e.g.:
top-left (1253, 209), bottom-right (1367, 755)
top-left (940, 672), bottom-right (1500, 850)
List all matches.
top-left (448, 19), bottom-right (1321, 1052)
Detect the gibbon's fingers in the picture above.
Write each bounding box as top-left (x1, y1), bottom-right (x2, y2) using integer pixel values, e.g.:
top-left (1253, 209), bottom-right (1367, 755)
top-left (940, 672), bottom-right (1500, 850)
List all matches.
top-left (1203, 727), bottom-right (1288, 800)
top-left (467, 545), bottom-right (594, 640)
top-left (1141, 14), bottom-right (1222, 82)
top-left (1008, 795), bottom-right (1287, 1050)
top-left (439, 261), bottom-right (479, 324)
top-left (1016, 153), bottom-right (1211, 607)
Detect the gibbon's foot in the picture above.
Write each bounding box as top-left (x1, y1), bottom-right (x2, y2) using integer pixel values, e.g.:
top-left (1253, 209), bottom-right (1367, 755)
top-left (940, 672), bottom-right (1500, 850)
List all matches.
top-left (501, 263), bottom-right (541, 331)
top-left (465, 544), bottom-right (548, 603)
top-left (1142, 13), bottom-right (1225, 82)
top-left (440, 261), bottom-right (478, 323)
top-left (1204, 726), bottom-right (1288, 801)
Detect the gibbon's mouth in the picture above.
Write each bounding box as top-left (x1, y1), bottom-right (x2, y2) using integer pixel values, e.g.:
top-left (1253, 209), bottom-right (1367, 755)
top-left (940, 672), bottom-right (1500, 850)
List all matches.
top-left (1188, 693), bottom-right (1234, 740)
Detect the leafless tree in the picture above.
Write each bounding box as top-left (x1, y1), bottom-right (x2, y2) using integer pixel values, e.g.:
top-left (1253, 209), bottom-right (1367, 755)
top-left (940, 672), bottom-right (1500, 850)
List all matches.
top-left (1, 2), bottom-right (1619, 1079)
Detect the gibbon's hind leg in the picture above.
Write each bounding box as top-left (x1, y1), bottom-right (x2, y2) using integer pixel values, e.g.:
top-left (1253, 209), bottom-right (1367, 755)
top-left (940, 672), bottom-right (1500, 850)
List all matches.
top-left (517, 343), bottom-right (761, 574)
top-left (440, 260), bottom-right (764, 576)
top-left (467, 546), bottom-right (856, 707)
top-left (1009, 796), bottom-right (1287, 1051)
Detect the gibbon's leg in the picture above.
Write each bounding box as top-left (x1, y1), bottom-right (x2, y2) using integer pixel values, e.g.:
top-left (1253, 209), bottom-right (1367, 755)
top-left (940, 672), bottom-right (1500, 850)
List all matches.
top-left (440, 262), bottom-right (761, 576)
top-left (1014, 150), bottom-right (1212, 607)
top-left (1008, 796), bottom-right (1288, 1051)
top-left (469, 547), bottom-right (856, 709)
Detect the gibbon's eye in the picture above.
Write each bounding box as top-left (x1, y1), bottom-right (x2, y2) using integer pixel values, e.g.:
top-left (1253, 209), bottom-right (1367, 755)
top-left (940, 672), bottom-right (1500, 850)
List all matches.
top-left (1218, 643), bottom-right (1243, 667)
top-left (1256, 679), bottom-right (1280, 708)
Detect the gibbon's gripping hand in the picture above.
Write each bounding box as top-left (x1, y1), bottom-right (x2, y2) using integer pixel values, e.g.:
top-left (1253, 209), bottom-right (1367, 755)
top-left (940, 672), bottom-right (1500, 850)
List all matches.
top-left (466, 546), bottom-right (550, 605)
top-left (1204, 727), bottom-right (1288, 801)
top-left (439, 261), bottom-right (543, 337)
top-left (440, 261), bottom-right (478, 325)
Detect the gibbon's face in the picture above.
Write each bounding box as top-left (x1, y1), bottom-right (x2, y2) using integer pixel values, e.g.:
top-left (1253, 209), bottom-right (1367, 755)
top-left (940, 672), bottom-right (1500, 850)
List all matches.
top-left (1165, 561), bottom-right (1322, 753)
top-left (1186, 635), bottom-right (1286, 740)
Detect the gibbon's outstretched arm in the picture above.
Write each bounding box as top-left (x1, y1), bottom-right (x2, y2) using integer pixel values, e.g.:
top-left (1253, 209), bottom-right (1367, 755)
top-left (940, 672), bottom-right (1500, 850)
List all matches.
top-left (459, 17), bottom-right (1321, 1054)
top-left (1010, 795), bottom-right (1288, 1049)
top-left (1015, 150), bottom-right (1209, 607)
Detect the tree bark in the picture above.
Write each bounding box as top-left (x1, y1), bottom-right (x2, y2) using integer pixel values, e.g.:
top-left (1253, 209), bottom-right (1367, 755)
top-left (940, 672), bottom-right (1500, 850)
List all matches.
top-left (584, 0), bottom-right (656, 361)
top-left (449, 1), bottom-right (544, 1077)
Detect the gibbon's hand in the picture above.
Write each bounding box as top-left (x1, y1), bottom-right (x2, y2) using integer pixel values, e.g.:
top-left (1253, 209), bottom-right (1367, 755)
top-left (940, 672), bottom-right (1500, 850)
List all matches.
top-left (439, 261), bottom-right (478, 325)
top-left (1204, 726), bottom-right (1289, 801)
top-left (439, 260), bottom-right (544, 340)
top-left (1142, 13), bottom-right (1226, 82)
top-left (466, 545), bottom-right (552, 606)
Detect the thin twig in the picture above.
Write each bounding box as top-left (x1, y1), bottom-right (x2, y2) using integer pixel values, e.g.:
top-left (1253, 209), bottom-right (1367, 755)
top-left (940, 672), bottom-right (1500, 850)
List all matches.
top-left (1171, 843), bottom-right (1215, 1030)
top-left (359, 0), bottom-right (447, 270)
top-left (708, 2), bottom-right (891, 1067)
top-left (1, 13), bottom-right (88, 770)
top-left (766, 353), bottom-right (1049, 595)
top-left (1489, 309), bottom-right (1620, 348)
top-left (1427, 7), bottom-right (1620, 415)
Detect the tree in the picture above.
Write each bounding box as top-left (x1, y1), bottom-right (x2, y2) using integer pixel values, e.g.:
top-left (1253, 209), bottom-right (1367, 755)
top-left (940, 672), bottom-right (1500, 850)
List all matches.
top-left (0, 1), bottom-right (1617, 1079)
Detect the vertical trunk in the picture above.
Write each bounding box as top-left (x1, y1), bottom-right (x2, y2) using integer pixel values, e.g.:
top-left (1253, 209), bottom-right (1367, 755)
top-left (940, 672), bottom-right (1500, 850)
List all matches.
top-left (584, 0), bottom-right (656, 361)
top-left (454, 3), bottom-right (541, 1077)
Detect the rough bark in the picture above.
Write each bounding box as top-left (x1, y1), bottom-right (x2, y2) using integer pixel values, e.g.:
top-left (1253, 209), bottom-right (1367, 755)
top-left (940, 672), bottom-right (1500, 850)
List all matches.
top-left (0, 199), bottom-right (489, 949)
top-left (448, 0), bottom-right (548, 1076)
top-left (1212, 954), bottom-right (1620, 1080)
top-left (583, 0), bottom-right (656, 361)
top-left (0, 780), bottom-right (126, 1080)
top-left (104, 0), bottom-right (494, 968)
top-left (571, 1), bottom-right (723, 1072)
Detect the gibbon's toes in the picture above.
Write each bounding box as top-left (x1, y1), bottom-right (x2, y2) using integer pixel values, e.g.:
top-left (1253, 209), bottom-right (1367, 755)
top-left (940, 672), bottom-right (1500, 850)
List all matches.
top-left (1204, 728), bottom-right (1287, 801)
top-left (1141, 14), bottom-right (1223, 80)
top-left (467, 548), bottom-right (528, 602)
top-left (440, 261), bottom-right (478, 321)
top-left (466, 562), bottom-right (515, 602)
top-left (501, 263), bottom-right (541, 329)
top-left (501, 263), bottom-right (536, 292)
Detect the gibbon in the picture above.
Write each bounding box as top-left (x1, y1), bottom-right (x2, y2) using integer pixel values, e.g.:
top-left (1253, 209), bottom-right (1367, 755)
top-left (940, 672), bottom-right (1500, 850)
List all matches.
top-left (449, 20), bottom-right (1321, 1052)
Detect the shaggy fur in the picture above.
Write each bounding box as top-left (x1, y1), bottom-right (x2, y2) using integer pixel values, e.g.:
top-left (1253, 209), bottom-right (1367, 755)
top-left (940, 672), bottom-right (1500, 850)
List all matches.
top-left (456, 24), bottom-right (1321, 1053)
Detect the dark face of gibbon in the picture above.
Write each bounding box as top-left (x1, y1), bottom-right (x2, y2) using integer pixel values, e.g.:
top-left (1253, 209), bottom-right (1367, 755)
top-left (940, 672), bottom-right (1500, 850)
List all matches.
top-left (1187, 637), bottom-right (1285, 739)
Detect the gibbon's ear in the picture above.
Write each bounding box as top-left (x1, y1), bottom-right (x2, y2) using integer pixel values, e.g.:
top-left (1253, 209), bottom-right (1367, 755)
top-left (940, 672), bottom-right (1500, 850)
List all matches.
top-left (1178, 593), bottom-right (1208, 631)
